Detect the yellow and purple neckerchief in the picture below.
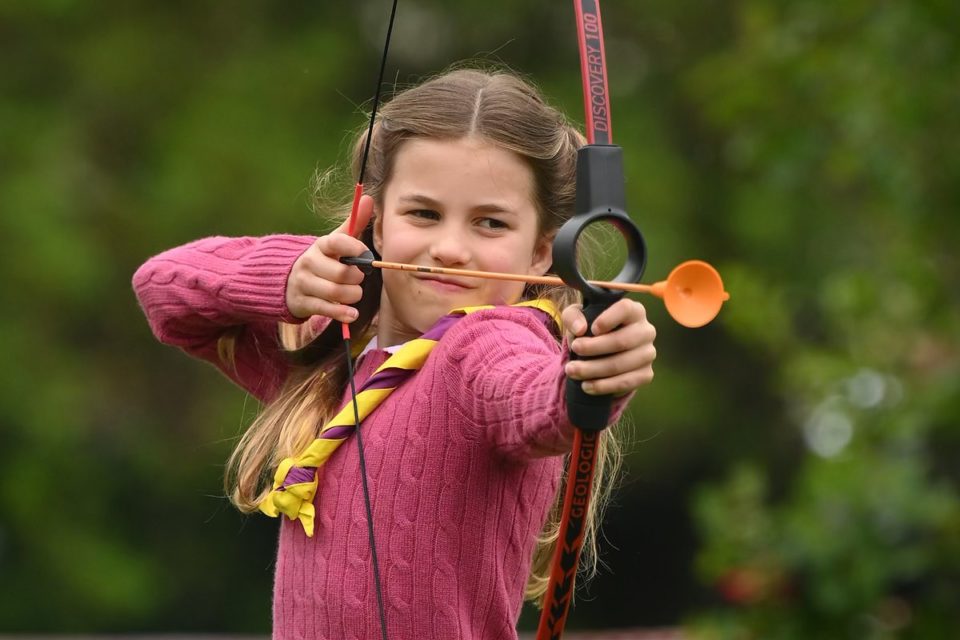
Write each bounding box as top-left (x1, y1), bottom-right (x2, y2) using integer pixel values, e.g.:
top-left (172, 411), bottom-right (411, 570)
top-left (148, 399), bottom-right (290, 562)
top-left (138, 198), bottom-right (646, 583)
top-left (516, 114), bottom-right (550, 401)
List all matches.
top-left (259, 299), bottom-right (561, 537)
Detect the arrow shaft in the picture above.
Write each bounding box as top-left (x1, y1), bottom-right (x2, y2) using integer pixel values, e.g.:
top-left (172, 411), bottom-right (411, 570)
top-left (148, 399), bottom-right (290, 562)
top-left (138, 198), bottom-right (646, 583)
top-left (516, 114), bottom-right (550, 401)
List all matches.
top-left (366, 259), bottom-right (654, 295)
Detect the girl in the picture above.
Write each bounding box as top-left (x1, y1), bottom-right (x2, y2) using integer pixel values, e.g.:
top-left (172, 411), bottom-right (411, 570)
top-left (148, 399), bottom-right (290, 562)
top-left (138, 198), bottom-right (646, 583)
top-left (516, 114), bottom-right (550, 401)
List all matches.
top-left (134, 68), bottom-right (656, 639)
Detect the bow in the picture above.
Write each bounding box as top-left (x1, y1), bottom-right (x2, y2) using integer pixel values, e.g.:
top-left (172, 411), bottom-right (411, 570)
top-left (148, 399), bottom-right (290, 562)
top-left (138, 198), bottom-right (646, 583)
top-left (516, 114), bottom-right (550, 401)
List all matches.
top-left (536, 1), bottom-right (641, 637)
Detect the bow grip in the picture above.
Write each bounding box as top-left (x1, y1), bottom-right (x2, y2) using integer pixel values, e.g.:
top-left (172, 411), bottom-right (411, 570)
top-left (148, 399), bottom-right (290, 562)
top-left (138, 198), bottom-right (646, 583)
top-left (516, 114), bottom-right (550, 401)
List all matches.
top-left (553, 144), bottom-right (646, 432)
top-left (564, 299), bottom-right (621, 431)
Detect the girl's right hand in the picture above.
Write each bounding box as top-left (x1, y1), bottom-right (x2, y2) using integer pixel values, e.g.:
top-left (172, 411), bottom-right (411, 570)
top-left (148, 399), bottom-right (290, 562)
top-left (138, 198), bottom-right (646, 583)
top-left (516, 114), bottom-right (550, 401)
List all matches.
top-left (285, 195), bottom-right (375, 323)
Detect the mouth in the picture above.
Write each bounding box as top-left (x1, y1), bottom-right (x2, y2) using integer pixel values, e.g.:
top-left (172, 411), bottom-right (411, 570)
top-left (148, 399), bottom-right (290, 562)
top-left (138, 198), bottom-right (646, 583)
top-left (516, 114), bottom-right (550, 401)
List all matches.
top-left (413, 274), bottom-right (476, 291)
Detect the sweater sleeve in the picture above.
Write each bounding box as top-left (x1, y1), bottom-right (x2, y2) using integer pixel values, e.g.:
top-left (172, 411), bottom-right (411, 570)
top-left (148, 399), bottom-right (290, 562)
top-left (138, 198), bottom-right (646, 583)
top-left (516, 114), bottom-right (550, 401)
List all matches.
top-left (132, 234), bottom-right (316, 402)
top-left (435, 307), bottom-right (634, 461)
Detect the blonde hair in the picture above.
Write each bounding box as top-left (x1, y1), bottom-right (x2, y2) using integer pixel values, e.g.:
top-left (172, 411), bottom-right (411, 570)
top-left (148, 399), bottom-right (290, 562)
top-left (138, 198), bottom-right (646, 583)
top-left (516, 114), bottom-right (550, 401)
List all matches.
top-left (224, 67), bottom-right (624, 606)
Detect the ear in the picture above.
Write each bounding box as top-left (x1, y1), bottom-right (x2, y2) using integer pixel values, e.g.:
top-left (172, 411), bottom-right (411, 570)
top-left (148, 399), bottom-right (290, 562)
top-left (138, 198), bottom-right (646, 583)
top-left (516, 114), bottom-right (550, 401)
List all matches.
top-left (529, 231), bottom-right (555, 276)
top-left (373, 204), bottom-right (384, 255)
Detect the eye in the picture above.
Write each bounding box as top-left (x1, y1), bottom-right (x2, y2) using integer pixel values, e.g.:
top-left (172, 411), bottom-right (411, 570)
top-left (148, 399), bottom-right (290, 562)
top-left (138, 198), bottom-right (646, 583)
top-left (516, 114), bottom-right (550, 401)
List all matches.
top-left (477, 217), bottom-right (509, 230)
top-left (407, 209), bottom-right (440, 221)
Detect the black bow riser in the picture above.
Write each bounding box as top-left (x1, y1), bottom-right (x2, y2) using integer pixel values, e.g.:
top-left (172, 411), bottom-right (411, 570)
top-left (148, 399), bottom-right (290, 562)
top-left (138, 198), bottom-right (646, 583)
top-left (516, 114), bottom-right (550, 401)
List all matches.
top-left (552, 144), bottom-right (647, 431)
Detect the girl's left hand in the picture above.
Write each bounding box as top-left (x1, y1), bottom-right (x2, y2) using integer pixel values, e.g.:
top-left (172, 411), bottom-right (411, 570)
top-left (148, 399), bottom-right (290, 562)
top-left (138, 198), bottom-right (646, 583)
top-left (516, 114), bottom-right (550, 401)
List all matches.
top-left (562, 298), bottom-right (657, 396)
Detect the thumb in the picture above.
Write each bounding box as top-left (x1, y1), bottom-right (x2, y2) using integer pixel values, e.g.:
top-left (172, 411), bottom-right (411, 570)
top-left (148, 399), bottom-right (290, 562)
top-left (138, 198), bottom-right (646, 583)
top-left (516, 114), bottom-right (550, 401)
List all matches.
top-left (561, 303), bottom-right (588, 338)
top-left (334, 194), bottom-right (376, 238)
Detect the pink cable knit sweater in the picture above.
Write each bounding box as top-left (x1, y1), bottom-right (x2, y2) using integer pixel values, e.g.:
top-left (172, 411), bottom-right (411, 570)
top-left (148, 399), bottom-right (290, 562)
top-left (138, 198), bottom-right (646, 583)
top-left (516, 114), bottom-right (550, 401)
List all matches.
top-left (133, 235), bottom-right (629, 640)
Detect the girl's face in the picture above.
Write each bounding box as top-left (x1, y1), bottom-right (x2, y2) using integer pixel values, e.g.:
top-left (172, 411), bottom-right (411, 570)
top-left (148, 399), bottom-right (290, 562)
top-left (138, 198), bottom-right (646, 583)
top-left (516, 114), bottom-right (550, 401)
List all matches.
top-left (373, 136), bottom-right (553, 347)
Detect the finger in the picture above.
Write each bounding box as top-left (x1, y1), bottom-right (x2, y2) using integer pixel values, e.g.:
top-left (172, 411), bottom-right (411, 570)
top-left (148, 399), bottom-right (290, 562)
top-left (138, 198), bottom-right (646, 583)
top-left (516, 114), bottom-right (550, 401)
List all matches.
top-left (332, 194), bottom-right (376, 238)
top-left (289, 298), bottom-right (360, 324)
top-left (293, 248), bottom-right (366, 290)
top-left (287, 278), bottom-right (362, 321)
top-left (566, 342), bottom-right (657, 381)
top-left (561, 303), bottom-right (587, 337)
top-left (297, 277), bottom-right (364, 306)
top-left (590, 298), bottom-right (646, 335)
top-left (306, 235), bottom-right (372, 285)
top-left (580, 365), bottom-right (655, 396)
top-left (320, 232), bottom-right (372, 261)
top-left (571, 320), bottom-right (656, 358)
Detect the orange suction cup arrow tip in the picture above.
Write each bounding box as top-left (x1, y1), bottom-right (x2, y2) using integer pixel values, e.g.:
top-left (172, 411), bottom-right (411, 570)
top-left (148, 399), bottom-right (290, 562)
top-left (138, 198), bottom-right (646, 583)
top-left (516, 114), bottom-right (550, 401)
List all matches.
top-left (650, 260), bottom-right (730, 328)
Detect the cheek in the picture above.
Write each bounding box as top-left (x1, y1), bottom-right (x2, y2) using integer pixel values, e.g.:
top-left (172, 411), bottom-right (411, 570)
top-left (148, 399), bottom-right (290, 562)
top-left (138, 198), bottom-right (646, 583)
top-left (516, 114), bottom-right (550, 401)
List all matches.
top-left (381, 269), bottom-right (410, 296)
top-left (480, 243), bottom-right (538, 274)
top-left (380, 270), bottom-right (430, 307)
top-left (378, 211), bottom-right (438, 260)
top-left (377, 222), bottom-right (415, 261)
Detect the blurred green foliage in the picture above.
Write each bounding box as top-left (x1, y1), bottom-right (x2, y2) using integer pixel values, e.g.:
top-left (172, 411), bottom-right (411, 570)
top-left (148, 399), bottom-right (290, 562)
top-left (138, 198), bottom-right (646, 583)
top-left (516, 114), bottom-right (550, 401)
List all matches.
top-left (1, 0), bottom-right (957, 636)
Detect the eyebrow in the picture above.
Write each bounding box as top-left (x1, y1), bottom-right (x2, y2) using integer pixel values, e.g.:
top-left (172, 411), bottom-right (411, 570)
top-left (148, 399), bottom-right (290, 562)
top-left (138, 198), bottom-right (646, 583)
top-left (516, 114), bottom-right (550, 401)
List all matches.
top-left (396, 193), bottom-right (514, 214)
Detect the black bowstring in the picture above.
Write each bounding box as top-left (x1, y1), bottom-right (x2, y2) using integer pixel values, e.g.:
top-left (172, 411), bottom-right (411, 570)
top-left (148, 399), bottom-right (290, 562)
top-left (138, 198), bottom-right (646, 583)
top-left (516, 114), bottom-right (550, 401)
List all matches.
top-left (343, 340), bottom-right (389, 640)
top-left (343, 1), bottom-right (399, 639)
top-left (359, 0), bottom-right (399, 185)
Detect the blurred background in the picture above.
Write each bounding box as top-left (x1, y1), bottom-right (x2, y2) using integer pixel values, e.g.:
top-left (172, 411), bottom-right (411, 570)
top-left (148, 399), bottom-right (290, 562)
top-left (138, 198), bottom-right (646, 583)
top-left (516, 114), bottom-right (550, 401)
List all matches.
top-left (1, 0), bottom-right (958, 637)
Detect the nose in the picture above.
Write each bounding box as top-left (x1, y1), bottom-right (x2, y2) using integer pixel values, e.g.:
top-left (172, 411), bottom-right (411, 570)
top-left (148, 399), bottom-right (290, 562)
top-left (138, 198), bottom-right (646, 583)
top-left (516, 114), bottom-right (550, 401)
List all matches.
top-left (428, 230), bottom-right (471, 266)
